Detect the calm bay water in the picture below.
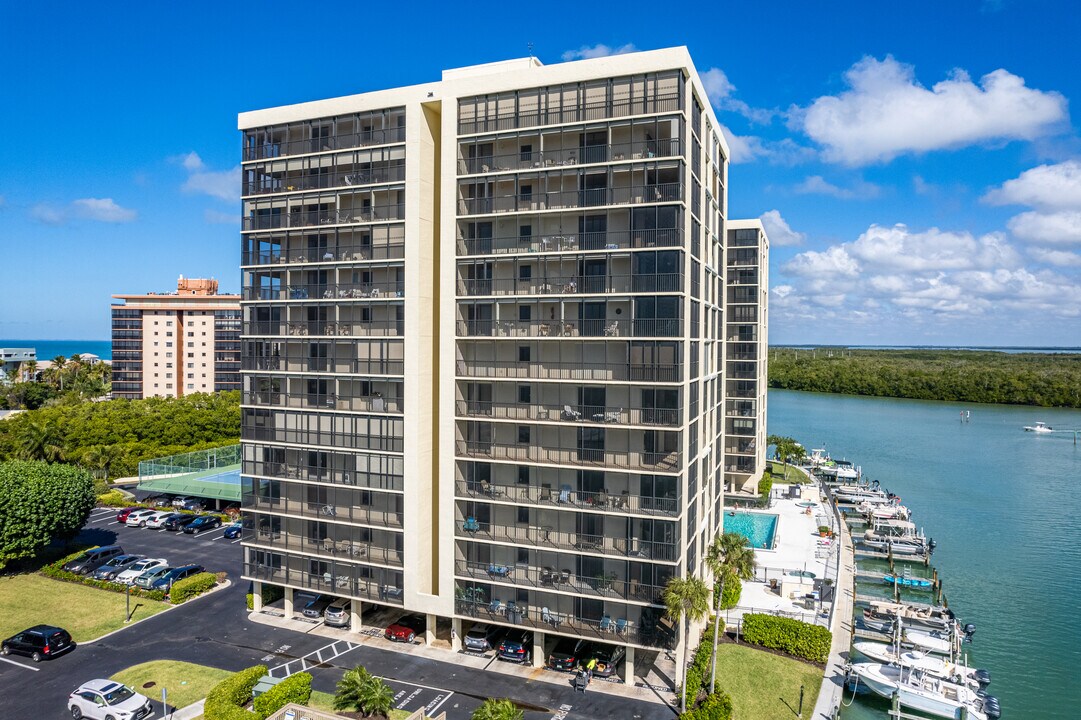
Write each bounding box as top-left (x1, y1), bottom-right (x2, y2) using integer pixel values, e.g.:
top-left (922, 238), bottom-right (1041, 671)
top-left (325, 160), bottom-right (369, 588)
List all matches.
top-left (768, 389), bottom-right (1081, 719)
top-left (0, 339), bottom-right (111, 361)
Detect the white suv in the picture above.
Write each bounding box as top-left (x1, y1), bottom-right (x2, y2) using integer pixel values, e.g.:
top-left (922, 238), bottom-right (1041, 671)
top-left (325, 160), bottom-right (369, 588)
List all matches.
top-left (143, 511), bottom-right (175, 529)
top-left (114, 558), bottom-right (168, 585)
top-left (124, 509), bottom-right (158, 528)
top-left (68, 679), bottom-right (153, 719)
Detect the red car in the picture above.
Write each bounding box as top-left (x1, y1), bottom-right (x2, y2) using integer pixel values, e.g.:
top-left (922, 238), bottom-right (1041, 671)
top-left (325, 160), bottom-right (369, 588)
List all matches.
top-left (384, 614), bottom-right (425, 643)
top-left (115, 507), bottom-right (142, 523)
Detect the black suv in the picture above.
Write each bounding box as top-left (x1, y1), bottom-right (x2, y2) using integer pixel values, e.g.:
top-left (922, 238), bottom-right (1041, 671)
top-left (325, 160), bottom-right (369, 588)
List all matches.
top-left (163, 514), bottom-right (199, 531)
top-left (547, 636), bottom-right (587, 671)
top-left (1, 625), bottom-right (74, 662)
top-left (497, 629), bottom-right (533, 664)
top-left (62, 546), bottom-right (124, 575)
top-left (182, 515), bottom-right (222, 535)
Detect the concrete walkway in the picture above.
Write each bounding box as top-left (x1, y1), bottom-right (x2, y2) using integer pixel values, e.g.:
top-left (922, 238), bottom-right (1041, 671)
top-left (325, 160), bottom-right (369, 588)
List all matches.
top-left (811, 489), bottom-right (855, 720)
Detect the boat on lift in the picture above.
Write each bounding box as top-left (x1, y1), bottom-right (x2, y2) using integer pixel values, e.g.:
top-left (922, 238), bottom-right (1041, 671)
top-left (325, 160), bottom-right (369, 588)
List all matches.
top-left (852, 643), bottom-right (991, 692)
top-left (858, 500), bottom-right (911, 520)
top-left (848, 662), bottom-right (1000, 719)
top-left (1023, 421), bottom-right (1053, 433)
top-left (863, 600), bottom-right (956, 632)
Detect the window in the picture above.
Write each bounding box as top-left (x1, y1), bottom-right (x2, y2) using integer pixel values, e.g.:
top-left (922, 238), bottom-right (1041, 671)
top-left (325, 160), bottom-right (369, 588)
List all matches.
top-left (517, 547), bottom-right (529, 564)
top-left (517, 466), bottom-right (530, 484)
top-left (188, 332), bottom-right (194, 337)
top-left (517, 385), bottom-right (531, 403)
top-left (518, 306), bottom-right (531, 322)
top-left (518, 265), bottom-right (532, 280)
top-left (518, 346), bottom-right (530, 362)
top-left (517, 425), bottom-right (530, 443)
top-left (520, 144), bottom-right (533, 162)
top-left (517, 506), bottom-right (530, 524)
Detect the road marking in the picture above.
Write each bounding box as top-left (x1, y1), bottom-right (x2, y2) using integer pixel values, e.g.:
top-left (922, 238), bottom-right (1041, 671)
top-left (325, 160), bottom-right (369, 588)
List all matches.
top-left (209, 535), bottom-right (224, 541)
top-left (230, 539), bottom-right (242, 544)
top-left (550, 703), bottom-right (573, 720)
top-left (0, 656), bottom-right (39, 672)
top-left (108, 521), bottom-right (121, 525)
top-left (268, 639), bottom-right (360, 678)
top-left (426, 692), bottom-right (454, 715)
top-left (395, 687), bottom-right (423, 709)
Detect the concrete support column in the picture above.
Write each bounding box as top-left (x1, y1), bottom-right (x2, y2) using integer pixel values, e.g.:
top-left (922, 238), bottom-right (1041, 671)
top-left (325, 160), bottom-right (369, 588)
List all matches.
top-left (252, 581), bottom-right (263, 612)
top-left (425, 614), bottom-right (437, 646)
top-left (451, 617), bottom-right (463, 652)
top-left (283, 587), bottom-right (294, 618)
top-left (532, 630), bottom-right (545, 668)
top-left (622, 646), bottom-right (636, 685)
top-left (350, 601), bottom-right (363, 633)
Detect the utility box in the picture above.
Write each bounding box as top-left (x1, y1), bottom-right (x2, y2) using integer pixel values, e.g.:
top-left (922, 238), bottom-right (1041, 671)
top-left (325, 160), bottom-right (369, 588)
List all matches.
top-left (252, 674), bottom-right (284, 699)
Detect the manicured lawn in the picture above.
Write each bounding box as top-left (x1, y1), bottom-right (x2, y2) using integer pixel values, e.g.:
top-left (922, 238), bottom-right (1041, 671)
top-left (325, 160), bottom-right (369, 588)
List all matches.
top-left (111, 660), bottom-right (233, 710)
top-left (309, 689), bottom-right (414, 719)
top-left (769, 460), bottom-right (810, 483)
top-left (0, 573), bottom-right (170, 642)
top-left (713, 643), bottom-right (821, 720)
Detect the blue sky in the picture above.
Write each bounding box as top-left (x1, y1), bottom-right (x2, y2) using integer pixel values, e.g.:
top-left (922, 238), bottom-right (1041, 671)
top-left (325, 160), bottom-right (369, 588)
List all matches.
top-left (1, 1), bottom-right (1079, 346)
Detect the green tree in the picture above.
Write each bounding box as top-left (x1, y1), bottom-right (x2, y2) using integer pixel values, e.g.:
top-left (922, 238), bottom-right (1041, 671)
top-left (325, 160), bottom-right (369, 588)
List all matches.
top-left (0, 460), bottom-right (95, 569)
top-left (664, 575), bottom-right (711, 713)
top-left (471, 698), bottom-right (524, 720)
top-left (49, 355), bottom-right (67, 391)
top-left (333, 665), bottom-right (394, 718)
top-left (16, 418), bottom-right (64, 461)
top-left (705, 532), bottom-right (757, 694)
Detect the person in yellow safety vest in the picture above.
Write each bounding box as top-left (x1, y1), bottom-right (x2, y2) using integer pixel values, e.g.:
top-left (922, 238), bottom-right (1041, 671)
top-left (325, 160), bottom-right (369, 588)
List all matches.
top-left (585, 656), bottom-right (597, 680)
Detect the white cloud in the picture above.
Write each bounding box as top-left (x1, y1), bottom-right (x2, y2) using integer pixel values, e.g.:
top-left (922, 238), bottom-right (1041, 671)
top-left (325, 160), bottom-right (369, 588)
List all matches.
top-left (794, 175), bottom-right (880, 199)
top-left (700, 67), bottom-right (774, 124)
top-left (983, 160), bottom-right (1081, 210)
top-left (1006, 210), bottom-right (1081, 244)
top-left (758, 210), bottom-right (805, 247)
top-left (183, 165), bottom-right (241, 202)
top-left (205, 209), bottom-right (238, 225)
top-left (181, 151), bottom-right (205, 171)
top-left (1028, 247), bottom-right (1081, 267)
top-left (72, 197), bottom-right (137, 223)
top-left (561, 44), bottom-right (636, 62)
top-left (797, 56), bottom-right (1068, 165)
top-left (30, 203), bottom-right (66, 225)
top-left (720, 126), bottom-right (814, 165)
top-left (846, 224), bottom-right (1020, 272)
top-left (784, 244), bottom-right (860, 278)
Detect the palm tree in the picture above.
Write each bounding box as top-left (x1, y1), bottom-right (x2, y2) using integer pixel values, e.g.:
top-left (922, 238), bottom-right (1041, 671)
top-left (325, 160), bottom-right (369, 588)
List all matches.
top-left (471, 698), bottom-right (524, 720)
top-left (705, 532), bottom-right (758, 694)
top-left (16, 418), bottom-right (63, 461)
top-left (84, 445), bottom-right (119, 480)
top-left (19, 360), bottom-right (37, 383)
top-left (49, 355), bottom-right (67, 391)
top-left (333, 665), bottom-right (394, 718)
top-left (663, 575), bottom-right (711, 712)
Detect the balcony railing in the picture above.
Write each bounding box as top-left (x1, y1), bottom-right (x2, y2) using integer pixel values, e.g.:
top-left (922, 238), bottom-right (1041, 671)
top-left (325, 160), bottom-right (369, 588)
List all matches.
top-left (454, 480), bottom-right (678, 516)
top-left (455, 521), bottom-right (677, 562)
top-left (244, 282), bottom-right (404, 301)
top-left (458, 139), bottom-right (683, 175)
top-left (457, 441), bottom-right (680, 473)
top-left (456, 318), bottom-right (682, 339)
top-left (458, 229), bottom-right (682, 256)
top-left (243, 243), bottom-right (406, 266)
top-left (244, 165), bottom-right (406, 196)
top-left (244, 461), bottom-right (404, 491)
top-left (456, 400), bottom-right (679, 427)
top-left (458, 92), bottom-right (682, 135)
top-left (453, 560), bottom-right (664, 604)
top-left (243, 426), bottom-right (404, 453)
top-left (247, 496), bottom-right (403, 529)
top-left (243, 564), bottom-right (405, 606)
top-left (243, 205), bottom-right (405, 231)
top-left (243, 127), bottom-right (407, 161)
top-left (459, 183), bottom-right (682, 216)
top-left (247, 392), bottom-right (403, 414)
top-left (458, 273), bottom-right (682, 297)
top-left (243, 530), bottom-right (403, 567)
top-left (243, 322), bottom-right (404, 341)
top-left (242, 354), bottom-right (403, 375)
top-left (456, 359), bottom-right (680, 383)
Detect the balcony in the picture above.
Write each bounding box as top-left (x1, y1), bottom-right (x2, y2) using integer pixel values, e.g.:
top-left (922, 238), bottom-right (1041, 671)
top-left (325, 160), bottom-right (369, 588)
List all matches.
top-left (454, 560), bottom-right (664, 604)
top-left (458, 228), bottom-right (682, 257)
top-left (455, 480), bottom-right (677, 517)
top-left (247, 392), bottom-right (403, 414)
top-left (244, 281), bottom-right (404, 302)
top-left (244, 321), bottom-right (403, 341)
top-left (242, 353), bottom-right (403, 375)
top-left (457, 273), bottom-right (681, 297)
top-left (458, 138), bottom-right (683, 175)
top-left (247, 495), bottom-right (403, 529)
top-left (457, 441), bottom-right (680, 473)
top-left (455, 520), bottom-right (677, 562)
top-left (458, 183), bottom-right (682, 216)
top-left (243, 126), bottom-right (407, 161)
top-left (243, 205), bottom-right (405, 231)
top-left (243, 422), bottom-right (404, 453)
top-left (242, 529), bottom-right (403, 567)
top-left (456, 318), bottom-right (682, 339)
top-left (458, 92), bottom-right (682, 135)
top-left (243, 243), bottom-right (406, 266)
top-left (456, 359), bottom-right (679, 383)
top-left (456, 400), bottom-right (678, 428)
top-left (243, 564), bottom-right (404, 607)
top-left (244, 164), bottom-right (406, 197)
top-left (244, 460), bottom-right (403, 491)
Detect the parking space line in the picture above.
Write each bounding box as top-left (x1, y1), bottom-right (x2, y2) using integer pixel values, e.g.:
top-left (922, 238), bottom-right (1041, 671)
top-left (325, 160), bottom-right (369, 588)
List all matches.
top-left (426, 692), bottom-right (454, 716)
top-left (230, 539), bottom-right (242, 544)
top-left (0, 656), bottom-right (39, 672)
top-left (267, 639), bottom-right (361, 678)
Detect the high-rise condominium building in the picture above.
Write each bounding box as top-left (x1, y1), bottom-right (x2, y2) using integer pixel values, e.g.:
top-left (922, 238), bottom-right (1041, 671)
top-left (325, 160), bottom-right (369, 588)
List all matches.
top-left (111, 276), bottom-right (241, 399)
top-left (238, 47), bottom-right (768, 685)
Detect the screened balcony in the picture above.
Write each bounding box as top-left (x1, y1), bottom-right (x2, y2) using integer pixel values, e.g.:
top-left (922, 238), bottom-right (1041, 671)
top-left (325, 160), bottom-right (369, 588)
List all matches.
top-left (242, 514), bottom-right (403, 567)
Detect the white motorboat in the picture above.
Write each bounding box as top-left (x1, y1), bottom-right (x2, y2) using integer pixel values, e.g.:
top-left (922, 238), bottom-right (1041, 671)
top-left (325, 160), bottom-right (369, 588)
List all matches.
top-left (852, 643), bottom-right (991, 691)
top-left (861, 531), bottom-right (929, 556)
top-left (1023, 421), bottom-right (1053, 433)
top-left (834, 486), bottom-right (889, 503)
top-left (859, 500), bottom-right (911, 520)
top-left (863, 600), bottom-right (955, 632)
top-left (849, 662), bottom-right (999, 719)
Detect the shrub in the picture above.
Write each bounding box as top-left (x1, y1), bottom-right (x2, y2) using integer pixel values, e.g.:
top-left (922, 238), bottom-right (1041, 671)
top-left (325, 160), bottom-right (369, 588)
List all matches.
top-left (168, 571), bottom-right (218, 603)
top-left (757, 475), bottom-right (773, 498)
top-left (740, 613), bottom-right (832, 664)
top-left (253, 672), bottom-right (312, 719)
top-left (246, 583), bottom-right (285, 610)
top-left (0, 460), bottom-right (96, 569)
top-left (682, 692), bottom-right (734, 720)
top-left (96, 489), bottom-right (130, 507)
top-left (681, 634), bottom-right (715, 707)
top-left (716, 571), bottom-right (742, 611)
top-left (38, 547), bottom-right (166, 601)
top-left (205, 665), bottom-right (267, 720)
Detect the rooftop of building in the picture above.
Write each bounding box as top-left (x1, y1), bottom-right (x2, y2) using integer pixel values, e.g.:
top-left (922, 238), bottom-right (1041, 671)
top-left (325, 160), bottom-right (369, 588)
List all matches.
top-left (113, 275), bottom-right (239, 301)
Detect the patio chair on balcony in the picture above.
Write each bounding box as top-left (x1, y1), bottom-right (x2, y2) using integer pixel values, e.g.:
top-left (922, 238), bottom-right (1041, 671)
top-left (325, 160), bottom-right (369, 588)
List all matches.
top-left (604, 322), bottom-right (620, 337)
top-left (558, 485), bottom-right (572, 503)
top-left (463, 516), bottom-right (480, 533)
top-left (488, 598), bottom-right (503, 616)
top-left (542, 606), bottom-right (559, 626)
top-left (615, 617), bottom-right (628, 636)
top-left (599, 615), bottom-right (613, 633)
top-left (561, 405), bottom-right (582, 421)
top-left (322, 538), bottom-right (336, 554)
top-left (603, 408), bottom-right (622, 423)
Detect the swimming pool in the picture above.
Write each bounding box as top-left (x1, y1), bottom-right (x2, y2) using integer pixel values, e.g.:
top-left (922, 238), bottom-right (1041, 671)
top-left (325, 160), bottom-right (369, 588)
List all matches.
top-left (724, 511), bottom-right (778, 550)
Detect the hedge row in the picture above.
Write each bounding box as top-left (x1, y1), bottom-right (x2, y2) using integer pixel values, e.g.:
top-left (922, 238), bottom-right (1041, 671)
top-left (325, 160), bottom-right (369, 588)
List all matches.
top-left (246, 584), bottom-right (285, 610)
top-left (252, 672), bottom-right (312, 718)
top-left (682, 630), bottom-right (715, 708)
top-left (41, 547), bottom-right (165, 601)
top-left (741, 613), bottom-right (831, 664)
top-left (682, 691), bottom-right (733, 720)
top-left (97, 490), bottom-right (131, 507)
top-left (204, 665), bottom-right (266, 720)
top-left (679, 629), bottom-right (734, 720)
top-left (168, 571), bottom-right (218, 603)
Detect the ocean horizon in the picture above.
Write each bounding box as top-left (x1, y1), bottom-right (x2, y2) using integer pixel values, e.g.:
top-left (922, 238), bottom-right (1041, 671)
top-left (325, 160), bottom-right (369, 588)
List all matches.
top-left (0, 339), bottom-right (113, 361)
